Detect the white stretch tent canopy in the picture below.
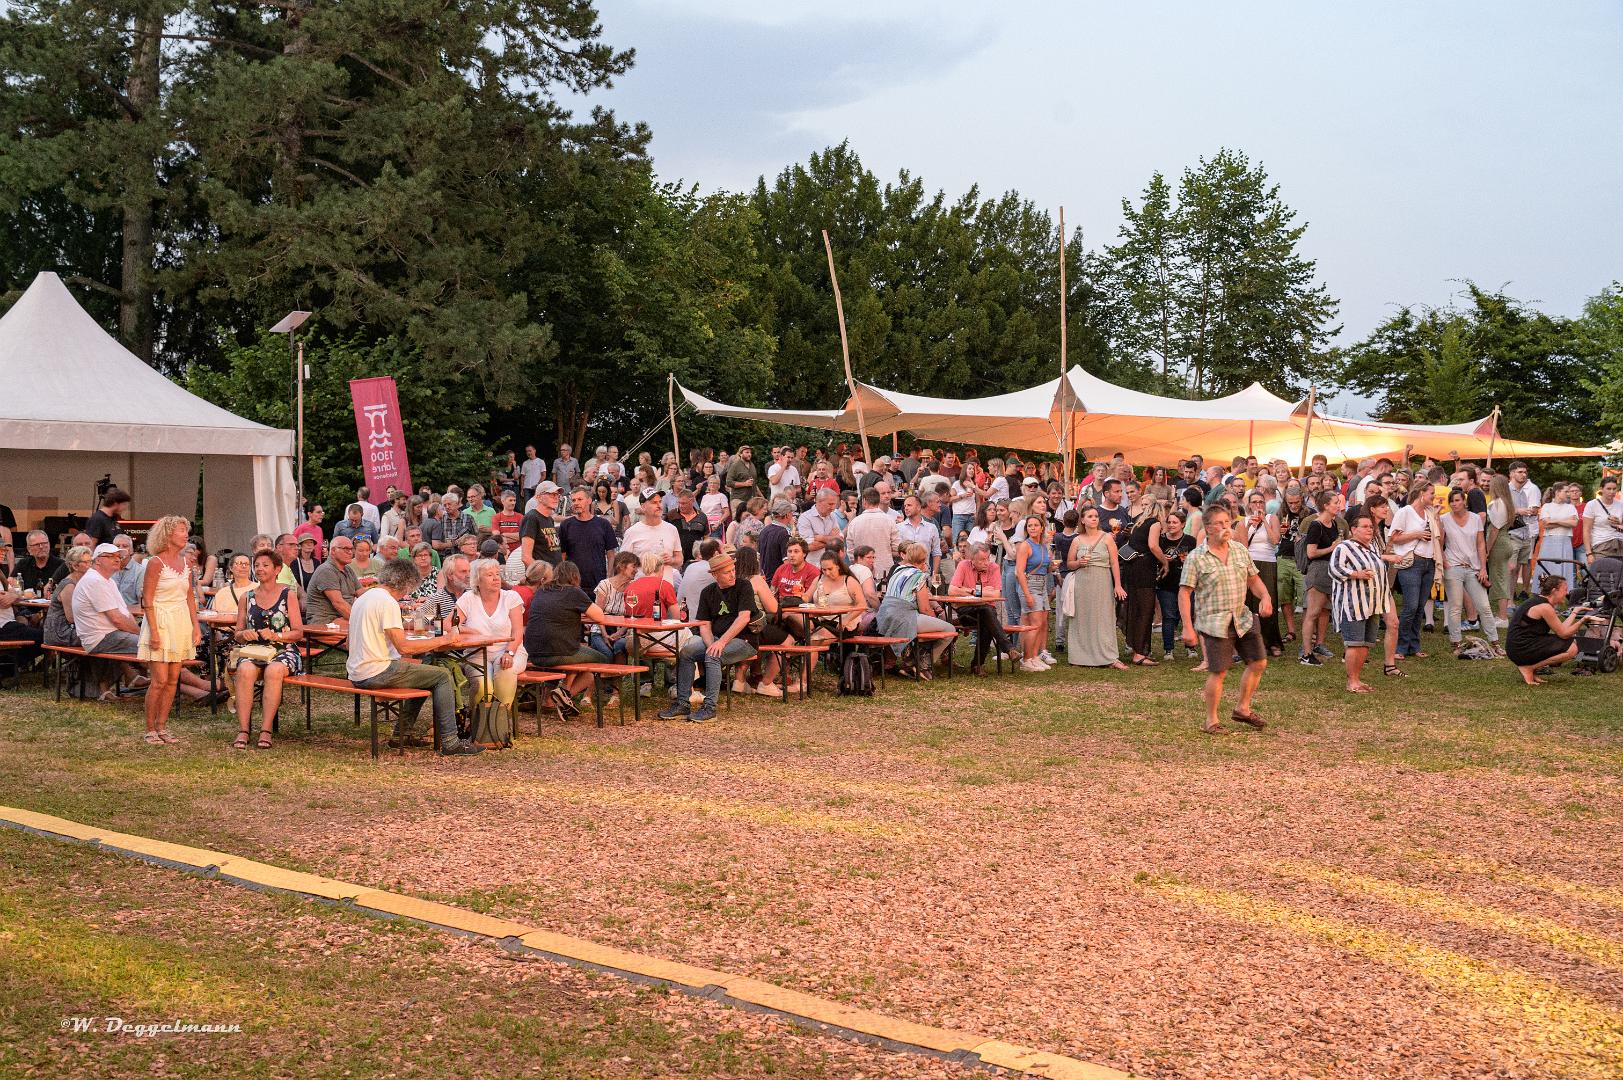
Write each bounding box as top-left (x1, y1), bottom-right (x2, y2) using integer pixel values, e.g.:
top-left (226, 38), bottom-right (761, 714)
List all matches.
top-left (681, 367), bottom-right (1607, 463)
top-left (0, 272), bottom-right (297, 548)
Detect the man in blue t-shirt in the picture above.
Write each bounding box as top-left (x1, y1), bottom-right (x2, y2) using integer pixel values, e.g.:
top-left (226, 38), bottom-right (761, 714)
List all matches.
top-left (557, 488), bottom-right (618, 596)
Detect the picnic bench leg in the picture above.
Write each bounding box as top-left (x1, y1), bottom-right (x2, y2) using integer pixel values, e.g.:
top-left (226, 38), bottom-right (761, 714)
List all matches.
top-left (53, 652), bottom-right (62, 703)
top-left (206, 632), bottom-right (220, 716)
top-left (369, 697), bottom-right (380, 761)
top-left (616, 674), bottom-right (627, 726)
top-left (593, 675), bottom-right (606, 729)
top-left (354, 693), bottom-right (361, 727)
top-left (632, 672), bottom-right (641, 724)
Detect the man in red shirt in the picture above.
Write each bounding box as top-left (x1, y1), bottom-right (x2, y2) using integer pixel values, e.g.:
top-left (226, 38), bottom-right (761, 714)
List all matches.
top-left (769, 538), bottom-right (818, 600)
top-left (949, 543), bottom-right (1019, 675)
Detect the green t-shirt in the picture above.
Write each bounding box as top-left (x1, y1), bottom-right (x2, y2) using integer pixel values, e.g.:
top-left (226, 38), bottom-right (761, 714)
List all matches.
top-left (468, 506), bottom-right (495, 531)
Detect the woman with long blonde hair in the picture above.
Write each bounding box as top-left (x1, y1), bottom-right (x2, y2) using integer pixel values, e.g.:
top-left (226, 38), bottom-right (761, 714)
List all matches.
top-left (137, 515), bottom-right (210, 743)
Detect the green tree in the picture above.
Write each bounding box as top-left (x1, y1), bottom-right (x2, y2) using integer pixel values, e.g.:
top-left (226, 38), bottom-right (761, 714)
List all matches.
top-left (0, 0), bottom-right (184, 361)
top-left (173, 0), bottom-right (634, 399)
top-left (187, 332), bottom-right (495, 514)
top-left (508, 149), bottom-right (776, 454)
top-left (747, 143), bottom-right (1112, 413)
top-left (1338, 284), bottom-right (1600, 446)
top-left (1577, 283), bottom-right (1623, 449)
top-left (1103, 149), bottom-right (1339, 396)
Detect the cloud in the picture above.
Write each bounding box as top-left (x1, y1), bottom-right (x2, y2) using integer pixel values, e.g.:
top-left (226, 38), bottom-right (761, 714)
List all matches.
top-left (583, 0), bottom-right (994, 189)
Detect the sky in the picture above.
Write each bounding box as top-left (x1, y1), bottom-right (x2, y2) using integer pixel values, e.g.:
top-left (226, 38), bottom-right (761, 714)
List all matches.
top-left (581, 0), bottom-right (1623, 412)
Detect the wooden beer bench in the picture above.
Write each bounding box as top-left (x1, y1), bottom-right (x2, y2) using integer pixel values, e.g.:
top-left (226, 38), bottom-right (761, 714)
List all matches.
top-left (282, 673), bottom-right (432, 761)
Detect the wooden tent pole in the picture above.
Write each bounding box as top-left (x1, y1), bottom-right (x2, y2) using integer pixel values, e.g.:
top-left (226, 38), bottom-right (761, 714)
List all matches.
top-left (1058, 207), bottom-right (1070, 486)
top-left (1485, 404), bottom-right (1501, 468)
top-left (822, 229), bottom-right (870, 463)
top-left (1298, 387), bottom-right (1317, 476)
top-left (668, 372), bottom-right (681, 471)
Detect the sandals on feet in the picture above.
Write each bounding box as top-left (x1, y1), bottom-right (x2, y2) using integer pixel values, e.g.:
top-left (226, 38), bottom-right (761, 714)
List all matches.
top-left (1230, 710), bottom-right (1266, 729)
top-left (143, 731), bottom-right (164, 745)
top-left (256, 731), bottom-right (273, 750)
top-left (158, 730), bottom-right (180, 744)
top-left (232, 731), bottom-right (250, 750)
top-left (1383, 664), bottom-right (1406, 677)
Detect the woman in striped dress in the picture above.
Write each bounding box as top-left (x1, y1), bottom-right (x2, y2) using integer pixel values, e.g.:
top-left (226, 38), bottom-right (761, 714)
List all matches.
top-left (1329, 510), bottom-right (1384, 694)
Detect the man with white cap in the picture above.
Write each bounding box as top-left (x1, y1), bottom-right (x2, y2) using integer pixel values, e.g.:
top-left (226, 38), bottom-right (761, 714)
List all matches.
top-left (520, 481), bottom-right (562, 567)
top-left (659, 551), bottom-right (756, 724)
top-left (73, 544), bottom-right (142, 657)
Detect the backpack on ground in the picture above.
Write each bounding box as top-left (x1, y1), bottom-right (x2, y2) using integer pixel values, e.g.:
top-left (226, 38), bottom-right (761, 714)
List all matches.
top-left (468, 696), bottom-right (513, 748)
top-left (1453, 635), bottom-right (1496, 661)
top-left (839, 649), bottom-right (874, 696)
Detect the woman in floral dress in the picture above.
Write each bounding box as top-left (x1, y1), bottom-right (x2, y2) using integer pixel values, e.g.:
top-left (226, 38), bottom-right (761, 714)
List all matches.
top-left (229, 550), bottom-right (305, 749)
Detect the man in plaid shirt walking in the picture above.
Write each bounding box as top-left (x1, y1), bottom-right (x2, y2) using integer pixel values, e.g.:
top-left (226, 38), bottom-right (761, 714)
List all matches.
top-left (1178, 505), bottom-right (1273, 735)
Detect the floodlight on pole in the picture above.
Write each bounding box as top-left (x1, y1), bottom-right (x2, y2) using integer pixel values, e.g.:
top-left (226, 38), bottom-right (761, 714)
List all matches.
top-left (270, 311), bottom-right (313, 514)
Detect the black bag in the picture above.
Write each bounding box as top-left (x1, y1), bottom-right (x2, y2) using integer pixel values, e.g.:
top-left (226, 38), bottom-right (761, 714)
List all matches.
top-left (838, 650), bottom-right (874, 696)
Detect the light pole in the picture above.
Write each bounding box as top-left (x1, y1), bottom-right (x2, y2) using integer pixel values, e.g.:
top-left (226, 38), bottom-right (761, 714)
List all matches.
top-left (269, 310), bottom-right (312, 513)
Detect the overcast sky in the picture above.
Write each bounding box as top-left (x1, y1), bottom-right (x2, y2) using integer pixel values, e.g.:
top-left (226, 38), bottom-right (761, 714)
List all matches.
top-left (586, 0), bottom-right (1622, 396)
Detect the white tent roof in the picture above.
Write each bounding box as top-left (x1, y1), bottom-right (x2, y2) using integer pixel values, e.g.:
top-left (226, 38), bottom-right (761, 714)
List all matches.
top-left (681, 364), bottom-right (1607, 462)
top-left (0, 272), bottom-right (292, 456)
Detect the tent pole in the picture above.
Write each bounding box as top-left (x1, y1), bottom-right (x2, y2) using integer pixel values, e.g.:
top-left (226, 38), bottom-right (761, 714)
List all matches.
top-left (822, 229), bottom-right (870, 464)
top-left (668, 373), bottom-right (681, 472)
top-left (1058, 206), bottom-right (1070, 486)
top-left (1297, 387), bottom-right (1317, 476)
top-left (296, 340), bottom-right (306, 515)
top-left (1485, 404), bottom-right (1500, 468)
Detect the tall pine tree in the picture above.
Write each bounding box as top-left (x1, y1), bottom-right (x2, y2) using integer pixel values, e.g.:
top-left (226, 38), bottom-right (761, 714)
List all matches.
top-left (1103, 150), bottom-right (1338, 397)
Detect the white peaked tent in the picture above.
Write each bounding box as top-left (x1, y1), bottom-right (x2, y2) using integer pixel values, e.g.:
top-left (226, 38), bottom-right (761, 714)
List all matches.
top-left (681, 366), bottom-right (1608, 463)
top-left (0, 272), bottom-right (297, 548)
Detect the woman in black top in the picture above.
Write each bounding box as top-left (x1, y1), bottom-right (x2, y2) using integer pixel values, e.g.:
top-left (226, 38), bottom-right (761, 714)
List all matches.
top-left (523, 560), bottom-right (608, 712)
top-left (1299, 490), bottom-right (1343, 665)
top-left (1120, 502), bottom-right (1164, 665)
top-left (1151, 509), bottom-right (1198, 658)
top-left (1505, 574), bottom-right (1589, 684)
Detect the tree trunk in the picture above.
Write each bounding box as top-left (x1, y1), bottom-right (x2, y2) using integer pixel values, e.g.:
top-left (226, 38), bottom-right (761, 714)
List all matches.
top-left (554, 386), bottom-right (591, 457)
top-left (120, 8), bottom-right (162, 363)
top-left (278, 3), bottom-right (313, 204)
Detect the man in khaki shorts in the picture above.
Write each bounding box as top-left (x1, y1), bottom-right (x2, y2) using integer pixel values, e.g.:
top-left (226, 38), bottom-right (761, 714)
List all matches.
top-left (1178, 506), bottom-right (1272, 736)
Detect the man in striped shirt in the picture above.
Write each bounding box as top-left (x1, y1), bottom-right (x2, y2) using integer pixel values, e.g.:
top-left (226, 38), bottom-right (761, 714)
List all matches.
top-left (1329, 510), bottom-right (1386, 694)
top-left (1178, 505), bottom-right (1272, 735)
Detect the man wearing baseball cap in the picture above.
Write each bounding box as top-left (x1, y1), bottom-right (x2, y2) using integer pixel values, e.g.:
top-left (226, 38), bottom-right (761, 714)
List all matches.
top-left (659, 551), bottom-right (756, 724)
top-left (72, 544), bottom-right (143, 658)
top-left (520, 481), bottom-right (562, 568)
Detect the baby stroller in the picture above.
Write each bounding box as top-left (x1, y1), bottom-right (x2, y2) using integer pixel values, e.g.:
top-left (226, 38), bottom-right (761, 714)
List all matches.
top-left (1574, 557), bottom-right (1622, 673)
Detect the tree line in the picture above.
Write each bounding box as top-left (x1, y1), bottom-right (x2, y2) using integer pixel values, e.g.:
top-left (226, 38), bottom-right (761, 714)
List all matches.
top-left (3, 2), bottom-right (1618, 515)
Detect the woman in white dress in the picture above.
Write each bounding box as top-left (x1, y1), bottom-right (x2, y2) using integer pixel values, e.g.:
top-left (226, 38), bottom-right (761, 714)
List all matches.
top-left (1537, 486), bottom-right (1580, 592)
top-left (137, 515), bottom-right (205, 744)
top-left (455, 558), bottom-right (527, 709)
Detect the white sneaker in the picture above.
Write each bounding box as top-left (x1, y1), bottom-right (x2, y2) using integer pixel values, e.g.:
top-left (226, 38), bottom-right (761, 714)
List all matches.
top-left (1020, 658), bottom-right (1048, 673)
top-left (1039, 650), bottom-right (1056, 665)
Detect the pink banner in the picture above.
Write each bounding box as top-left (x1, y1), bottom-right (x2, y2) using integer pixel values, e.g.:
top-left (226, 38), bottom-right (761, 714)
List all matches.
top-left (348, 377), bottom-right (413, 495)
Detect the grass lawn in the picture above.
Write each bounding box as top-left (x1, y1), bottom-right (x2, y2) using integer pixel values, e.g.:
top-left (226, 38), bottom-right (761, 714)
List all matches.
top-left (1, 628), bottom-right (1620, 1078)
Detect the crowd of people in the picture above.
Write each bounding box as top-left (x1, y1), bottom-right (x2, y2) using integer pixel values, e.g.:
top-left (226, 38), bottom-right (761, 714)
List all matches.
top-left (3, 440), bottom-right (1619, 742)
